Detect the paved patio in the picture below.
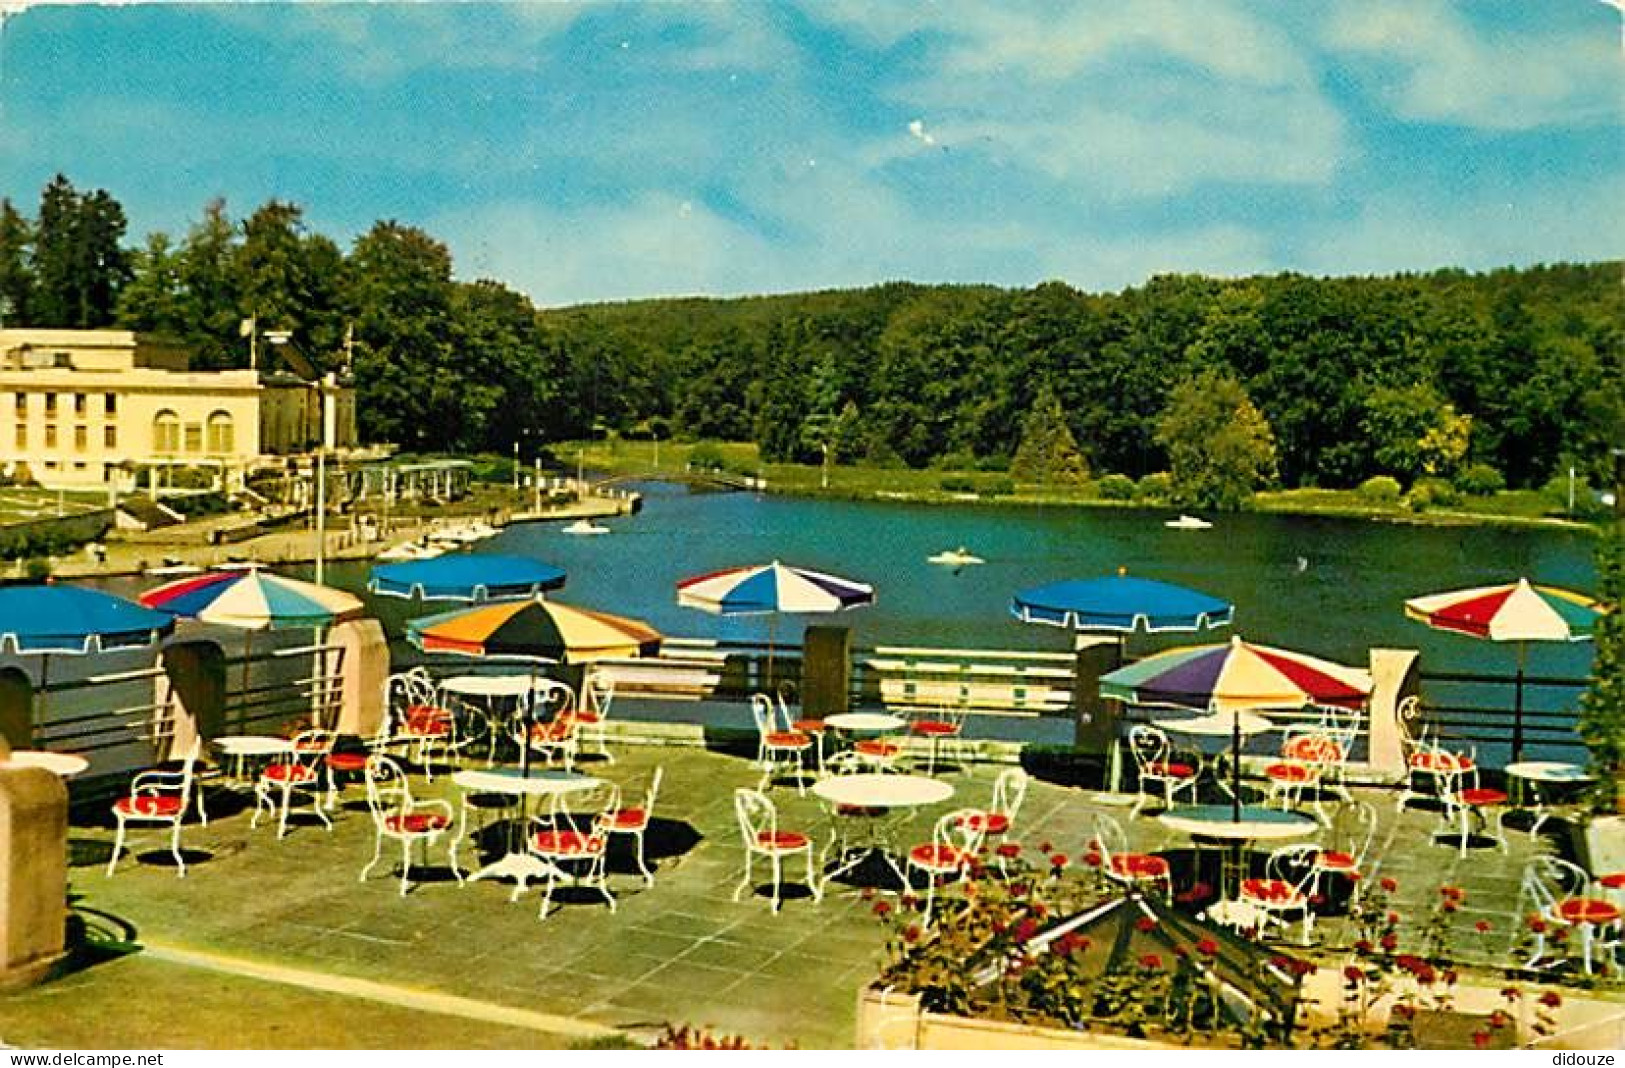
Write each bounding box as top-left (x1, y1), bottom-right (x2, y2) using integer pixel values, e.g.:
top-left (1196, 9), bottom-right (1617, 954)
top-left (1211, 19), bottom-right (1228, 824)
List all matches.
top-left (8, 740), bottom-right (1618, 1049)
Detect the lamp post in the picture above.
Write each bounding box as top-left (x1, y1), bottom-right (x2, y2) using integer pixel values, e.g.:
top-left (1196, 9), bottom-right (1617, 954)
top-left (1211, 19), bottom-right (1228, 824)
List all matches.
top-left (265, 331), bottom-right (334, 584)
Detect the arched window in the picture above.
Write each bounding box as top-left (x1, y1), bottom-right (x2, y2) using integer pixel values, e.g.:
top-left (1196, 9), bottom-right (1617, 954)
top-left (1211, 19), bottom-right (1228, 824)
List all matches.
top-left (152, 410), bottom-right (180, 454)
top-left (206, 411), bottom-right (234, 455)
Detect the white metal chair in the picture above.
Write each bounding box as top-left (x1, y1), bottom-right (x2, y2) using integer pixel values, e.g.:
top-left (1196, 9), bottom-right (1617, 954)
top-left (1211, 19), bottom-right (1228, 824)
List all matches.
top-left (575, 671), bottom-right (616, 764)
top-left (780, 685), bottom-right (829, 773)
top-left (1395, 696), bottom-right (1474, 812)
top-left (1086, 811), bottom-right (1172, 902)
top-left (530, 783), bottom-right (620, 920)
top-left (1127, 724), bottom-right (1199, 818)
top-left (1516, 855), bottom-right (1622, 976)
top-left (1310, 799), bottom-right (1378, 898)
top-left (604, 765), bottom-right (663, 886)
top-left (1263, 726), bottom-right (1345, 822)
top-left (360, 754), bottom-right (460, 897)
top-left (733, 787), bottom-right (822, 914)
top-left (908, 702), bottom-right (968, 775)
top-left (906, 808), bottom-right (986, 925)
top-left (958, 767), bottom-right (1029, 875)
top-left (108, 738), bottom-right (200, 878)
top-left (750, 693), bottom-right (814, 794)
top-left (385, 669), bottom-right (457, 780)
top-left (1238, 843), bottom-right (1320, 944)
top-left (1434, 756), bottom-right (1508, 857)
top-left (517, 682), bottom-right (581, 772)
top-left (252, 728), bottom-right (334, 839)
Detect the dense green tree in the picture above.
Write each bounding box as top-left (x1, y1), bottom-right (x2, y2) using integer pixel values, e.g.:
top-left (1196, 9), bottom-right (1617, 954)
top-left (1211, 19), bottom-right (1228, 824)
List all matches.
top-left (1156, 368), bottom-right (1277, 510)
top-left (1010, 385), bottom-right (1089, 485)
top-left (1577, 519), bottom-right (1625, 793)
top-left (178, 198), bottom-right (247, 369)
top-left (0, 198), bottom-right (33, 325)
top-left (1361, 383), bottom-right (1472, 483)
top-left (31, 175), bottom-right (129, 327)
top-left (115, 232), bottom-right (189, 335)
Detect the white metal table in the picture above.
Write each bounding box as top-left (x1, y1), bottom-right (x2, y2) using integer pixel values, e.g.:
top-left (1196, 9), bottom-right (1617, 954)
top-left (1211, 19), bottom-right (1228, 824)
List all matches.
top-left (439, 673), bottom-right (543, 764)
top-left (2, 750), bottom-right (89, 778)
top-left (1152, 710), bottom-right (1280, 800)
top-left (1158, 803), bottom-right (1318, 928)
top-left (812, 773), bottom-right (953, 890)
top-left (214, 735), bottom-right (294, 786)
top-left (1505, 761), bottom-right (1594, 835)
top-left (451, 766), bottom-right (605, 899)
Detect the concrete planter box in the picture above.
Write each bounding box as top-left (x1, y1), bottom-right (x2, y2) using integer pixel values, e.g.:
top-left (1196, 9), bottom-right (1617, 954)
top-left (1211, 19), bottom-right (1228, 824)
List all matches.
top-left (855, 987), bottom-right (1227, 1051)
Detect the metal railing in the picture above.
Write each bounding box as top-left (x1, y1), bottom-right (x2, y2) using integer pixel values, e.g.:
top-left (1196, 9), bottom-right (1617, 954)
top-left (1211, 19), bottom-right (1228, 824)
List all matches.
top-left (1417, 670), bottom-right (1589, 765)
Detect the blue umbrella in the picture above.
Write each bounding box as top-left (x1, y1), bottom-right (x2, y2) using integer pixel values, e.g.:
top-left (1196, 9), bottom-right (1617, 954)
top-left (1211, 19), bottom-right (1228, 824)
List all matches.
top-left (368, 554), bottom-right (566, 603)
top-left (0, 584), bottom-right (175, 729)
top-left (1011, 575), bottom-right (1233, 634)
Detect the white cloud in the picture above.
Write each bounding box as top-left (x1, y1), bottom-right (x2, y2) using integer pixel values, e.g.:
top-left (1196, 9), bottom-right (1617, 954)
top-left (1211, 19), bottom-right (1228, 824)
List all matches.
top-left (1321, 1), bottom-right (1621, 130)
top-left (907, 119), bottom-right (935, 146)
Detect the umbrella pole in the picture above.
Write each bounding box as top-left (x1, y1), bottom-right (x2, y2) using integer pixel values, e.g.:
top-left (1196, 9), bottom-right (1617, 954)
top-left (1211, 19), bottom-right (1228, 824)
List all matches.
top-left (34, 653), bottom-right (49, 741)
top-left (766, 615), bottom-right (778, 692)
top-left (1231, 706), bottom-right (1242, 823)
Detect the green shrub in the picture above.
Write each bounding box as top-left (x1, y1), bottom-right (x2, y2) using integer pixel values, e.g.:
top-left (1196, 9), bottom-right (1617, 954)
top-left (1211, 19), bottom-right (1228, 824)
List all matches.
top-left (980, 476), bottom-right (1016, 497)
top-left (1540, 473), bottom-right (1611, 518)
top-left (1454, 463), bottom-right (1505, 496)
top-left (940, 475), bottom-right (977, 493)
top-left (934, 449), bottom-right (978, 471)
top-left (1406, 476), bottom-right (1459, 511)
top-left (687, 441), bottom-right (724, 471)
top-left (1135, 471), bottom-right (1173, 502)
top-left (23, 557), bottom-right (50, 581)
top-left (976, 454), bottom-right (1011, 473)
top-left (1095, 473), bottom-right (1136, 501)
top-left (1358, 475), bottom-right (1403, 503)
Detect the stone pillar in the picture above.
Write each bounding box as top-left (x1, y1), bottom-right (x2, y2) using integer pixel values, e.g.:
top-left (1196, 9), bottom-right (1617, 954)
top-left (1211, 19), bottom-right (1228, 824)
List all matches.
top-left (801, 626), bottom-right (852, 718)
top-left (1367, 648), bottom-right (1420, 781)
top-left (0, 669), bottom-right (33, 751)
top-left (1072, 635), bottom-right (1123, 754)
top-left (0, 764), bottom-right (66, 989)
top-left (328, 618), bottom-right (388, 739)
top-left (158, 641), bottom-right (227, 758)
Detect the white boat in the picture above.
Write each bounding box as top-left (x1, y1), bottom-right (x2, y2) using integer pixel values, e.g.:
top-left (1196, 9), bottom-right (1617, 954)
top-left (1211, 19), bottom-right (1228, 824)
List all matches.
top-left (431, 522), bottom-right (495, 545)
top-left (144, 557), bottom-right (203, 577)
top-left (1165, 515), bottom-right (1213, 530)
top-left (376, 541), bottom-right (444, 562)
top-left (928, 547), bottom-right (984, 567)
top-left (563, 518), bottom-right (610, 535)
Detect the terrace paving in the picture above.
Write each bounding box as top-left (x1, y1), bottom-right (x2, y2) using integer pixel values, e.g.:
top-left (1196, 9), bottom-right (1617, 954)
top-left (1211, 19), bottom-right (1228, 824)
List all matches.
top-left (14, 741), bottom-right (1621, 1050)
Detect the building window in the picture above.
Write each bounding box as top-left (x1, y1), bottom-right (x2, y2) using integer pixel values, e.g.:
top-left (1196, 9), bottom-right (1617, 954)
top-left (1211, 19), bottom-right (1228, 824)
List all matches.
top-left (74, 425), bottom-right (87, 451)
top-left (206, 411), bottom-right (234, 455)
top-left (104, 393), bottom-right (117, 415)
top-left (74, 393), bottom-right (86, 416)
top-left (44, 424), bottom-right (56, 449)
top-left (153, 410), bottom-right (180, 454)
top-left (104, 425), bottom-right (117, 448)
top-left (183, 423), bottom-right (202, 453)
top-left (72, 461), bottom-right (86, 471)
top-left (43, 393), bottom-right (56, 416)
top-left (13, 424), bottom-right (23, 449)
top-left (14, 393), bottom-right (25, 417)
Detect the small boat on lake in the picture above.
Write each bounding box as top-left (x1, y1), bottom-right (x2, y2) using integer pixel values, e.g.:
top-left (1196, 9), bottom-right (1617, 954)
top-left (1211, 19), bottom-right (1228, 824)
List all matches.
top-left (144, 557), bottom-right (203, 577)
top-left (928, 547), bottom-right (984, 567)
top-left (1165, 515), bottom-right (1213, 530)
top-left (376, 541), bottom-right (444, 562)
top-left (563, 518), bottom-right (611, 535)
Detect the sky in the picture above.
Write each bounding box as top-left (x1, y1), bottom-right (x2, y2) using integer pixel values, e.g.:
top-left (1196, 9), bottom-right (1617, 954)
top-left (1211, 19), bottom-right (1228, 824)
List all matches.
top-left (0, 1), bottom-right (1620, 308)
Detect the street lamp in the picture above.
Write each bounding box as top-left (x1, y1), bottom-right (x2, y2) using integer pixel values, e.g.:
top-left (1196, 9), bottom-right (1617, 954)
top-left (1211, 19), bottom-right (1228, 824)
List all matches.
top-left (265, 331), bottom-right (335, 585)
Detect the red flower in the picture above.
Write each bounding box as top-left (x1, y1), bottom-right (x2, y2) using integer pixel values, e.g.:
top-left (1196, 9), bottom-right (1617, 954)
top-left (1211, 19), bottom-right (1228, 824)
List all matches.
top-left (1012, 917), bottom-right (1040, 944)
top-left (1344, 965), bottom-right (1365, 983)
top-left (902, 924), bottom-right (921, 943)
top-left (1538, 991), bottom-right (1562, 1009)
top-left (1472, 1032), bottom-right (1491, 1049)
top-left (1082, 851), bottom-right (1103, 868)
top-left (996, 843), bottom-right (1021, 859)
top-left (1528, 916), bottom-right (1548, 934)
top-left (1049, 853), bottom-right (1068, 869)
top-left (1038, 841), bottom-right (1053, 853)
top-left (900, 893), bottom-right (918, 908)
top-left (1415, 963), bottom-right (1437, 985)
top-left (1439, 885), bottom-right (1465, 900)
top-left (1032, 902), bottom-right (1049, 920)
top-left (1138, 953), bottom-right (1163, 970)
top-left (1173, 945), bottom-right (1189, 959)
top-left (1380, 877), bottom-right (1398, 892)
top-left (1501, 986), bottom-right (1522, 1000)
top-left (1135, 916), bottom-right (1158, 933)
top-left (1392, 1003), bottom-right (1416, 1021)
top-left (1379, 933), bottom-right (1399, 952)
top-left (873, 901), bottom-right (892, 917)
top-left (1289, 958), bottom-right (1317, 977)
top-left (1196, 938), bottom-right (1219, 957)
top-left (1475, 920), bottom-right (1492, 933)
top-left (1441, 900), bottom-right (1458, 913)
top-left (1269, 955), bottom-right (1292, 971)
top-left (1488, 1010), bottom-right (1511, 1030)
top-left (1386, 912), bottom-right (1401, 926)
top-left (1442, 969), bottom-right (1458, 986)
top-left (1354, 939), bottom-right (1373, 953)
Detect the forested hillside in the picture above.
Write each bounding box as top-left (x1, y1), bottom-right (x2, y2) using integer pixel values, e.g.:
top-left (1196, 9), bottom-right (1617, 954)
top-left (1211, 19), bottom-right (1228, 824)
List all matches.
top-left (3, 175), bottom-right (1620, 493)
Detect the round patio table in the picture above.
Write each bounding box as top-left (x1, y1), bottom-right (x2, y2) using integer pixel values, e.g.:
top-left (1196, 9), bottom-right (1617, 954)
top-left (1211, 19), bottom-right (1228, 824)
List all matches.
top-left (440, 673), bottom-right (546, 764)
top-left (451, 767), bottom-right (605, 899)
top-left (1158, 803), bottom-right (1318, 928)
top-left (1152, 711), bottom-right (1279, 802)
top-left (214, 735), bottom-right (295, 786)
top-left (824, 712), bottom-right (906, 733)
top-left (1505, 761), bottom-right (1593, 836)
top-left (812, 773), bottom-right (952, 891)
top-left (2, 750), bottom-right (89, 778)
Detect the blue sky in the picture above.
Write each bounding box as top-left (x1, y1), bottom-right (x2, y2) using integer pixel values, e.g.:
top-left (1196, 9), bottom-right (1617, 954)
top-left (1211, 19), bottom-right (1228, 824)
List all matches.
top-left (0, 1), bottom-right (1619, 307)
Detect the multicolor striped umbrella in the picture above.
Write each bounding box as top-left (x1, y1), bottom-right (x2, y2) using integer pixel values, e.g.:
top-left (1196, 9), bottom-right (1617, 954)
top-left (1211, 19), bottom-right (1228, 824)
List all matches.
top-left (407, 596), bottom-right (661, 663)
top-left (140, 567), bottom-right (363, 630)
top-left (1404, 578), bottom-right (1602, 759)
top-left (676, 561), bottom-right (874, 616)
top-left (1099, 635), bottom-right (1371, 714)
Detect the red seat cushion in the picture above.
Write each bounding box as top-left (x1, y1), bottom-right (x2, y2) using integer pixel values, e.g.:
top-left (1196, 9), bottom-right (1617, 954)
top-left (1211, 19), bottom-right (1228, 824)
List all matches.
top-left (1410, 751), bottom-right (1473, 772)
top-left (115, 794), bottom-right (183, 818)
top-left (909, 843), bottom-right (968, 870)
top-left (755, 830), bottom-right (810, 851)
top-left (1148, 761), bottom-right (1195, 779)
top-left (1557, 898), bottom-right (1621, 925)
top-left (1598, 872), bottom-right (1625, 890)
top-left (530, 718), bottom-right (576, 743)
top-left (957, 811), bottom-right (1010, 834)
top-left (1283, 736), bottom-right (1344, 763)
top-left (1317, 850), bottom-right (1357, 871)
top-left (325, 753), bottom-right (368, 772)
top-left (404, 705), bottom-right (453, 734)
top-left (1460, 788), bottom-right (1508, 806)
top-left (855, 740), bottom-right (900, 758)
top-left (910, 720), bottom-right (959, 736)
top-left (1240, 877), bottom-right (1302, 905)
top-left (384, 811), bottom-right (450, 834)
top-left (606, 807), bottom-right (648, 830)
top-left (1110, 853), bottom-right (1170, 879)
top-left (262, 762), bottom-right (316, 784)
top-left (532, 829), bottom-right (603, 856)
top-left (572, 710), bottom-right (602, 725)
top-left (1265, 762), bottom-right (1315, 783)
top-left (791, 719), bottom-right (828, 733)
top-left (765, 730), bottom-right (811, 749)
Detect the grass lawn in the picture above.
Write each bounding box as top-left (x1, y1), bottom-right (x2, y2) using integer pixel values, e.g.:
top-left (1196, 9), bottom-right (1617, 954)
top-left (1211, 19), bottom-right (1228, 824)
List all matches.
top-left (0, 487), bottom-right (107, 525)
